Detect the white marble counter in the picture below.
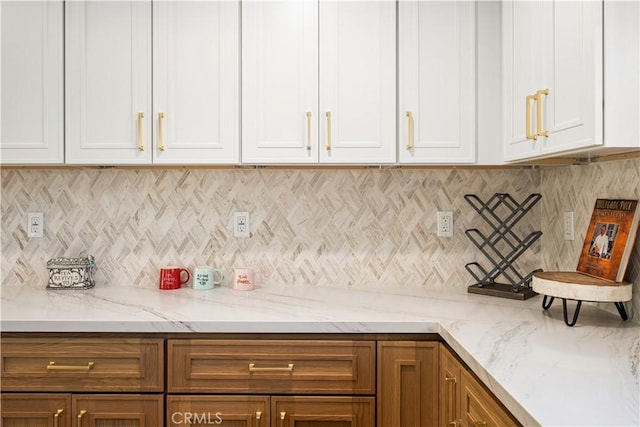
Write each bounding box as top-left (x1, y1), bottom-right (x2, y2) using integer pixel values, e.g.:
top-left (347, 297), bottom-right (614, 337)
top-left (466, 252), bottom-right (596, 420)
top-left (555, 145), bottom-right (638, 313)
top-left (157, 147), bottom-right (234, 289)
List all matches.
top-left (1, 284), bottom-right (638, 427)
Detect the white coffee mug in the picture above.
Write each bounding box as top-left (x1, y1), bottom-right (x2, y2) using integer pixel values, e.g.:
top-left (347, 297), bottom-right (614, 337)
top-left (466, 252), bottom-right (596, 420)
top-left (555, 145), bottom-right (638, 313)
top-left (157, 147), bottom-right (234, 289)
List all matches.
top-left (233, 268), bottom-right (255, 291)
top-left (193, 266), bottom-right (224, 290)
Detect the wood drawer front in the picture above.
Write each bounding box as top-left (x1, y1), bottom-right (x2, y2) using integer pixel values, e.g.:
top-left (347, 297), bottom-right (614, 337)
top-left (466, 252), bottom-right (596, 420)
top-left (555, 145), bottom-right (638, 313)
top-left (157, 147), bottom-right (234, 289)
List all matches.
top-left (271, 396), bottom-right (375, 427)
top-left (167, 340), bottom-right (375, 394)
top-left (167, 395), bottom-right (270, 427)
top-left (0, 338), bottom-right (164, 392)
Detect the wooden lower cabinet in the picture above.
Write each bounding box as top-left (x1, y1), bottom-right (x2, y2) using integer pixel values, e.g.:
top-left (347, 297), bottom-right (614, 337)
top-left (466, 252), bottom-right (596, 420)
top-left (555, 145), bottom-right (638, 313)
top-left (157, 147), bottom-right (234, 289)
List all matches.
top-left (377, 341), bottom-right (439, 427)
top-left (439, 345), bottom-right (520, 427)
top-left (0, 393), bottom-right (163, 427)
top-left (167, 395), bottom-right (269, 427)
top-left (272, 396), bottom-right (375, 427)
top-left (166, 395), bottom-right (374, 427)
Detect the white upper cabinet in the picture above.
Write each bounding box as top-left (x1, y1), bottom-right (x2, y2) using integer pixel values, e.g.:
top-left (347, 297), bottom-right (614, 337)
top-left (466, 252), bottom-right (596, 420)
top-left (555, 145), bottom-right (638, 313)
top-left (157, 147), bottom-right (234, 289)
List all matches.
top-left (66, 0), bottom-right (239, 165)
top-left (242, 0), bottom-right (396, 164)
top-left (503, 0), bottom-right (639, 162)
top-left (318, 1), bottom-right (396, 164)
top-left (153, 1), bottom-right (239, 164)
top-left (1, 1), bottom-right (63, 164)
top-left (398, 1), bottom-right (476, 164)
top-left (242, 0), bottom-right (319, 164)
top-left (66, 1), bottom-right (152, 164)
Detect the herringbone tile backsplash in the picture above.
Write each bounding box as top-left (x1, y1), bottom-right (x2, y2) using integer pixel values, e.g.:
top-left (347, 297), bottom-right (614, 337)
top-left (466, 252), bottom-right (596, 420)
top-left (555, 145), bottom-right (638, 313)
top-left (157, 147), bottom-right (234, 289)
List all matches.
top-left (1, 168), bottom-right (542, 291)
top-left (541, 157), bottom-right (640, 318)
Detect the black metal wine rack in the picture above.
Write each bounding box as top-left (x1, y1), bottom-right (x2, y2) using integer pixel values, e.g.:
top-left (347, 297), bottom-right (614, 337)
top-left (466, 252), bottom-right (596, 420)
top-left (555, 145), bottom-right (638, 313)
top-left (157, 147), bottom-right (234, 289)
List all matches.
top-left (464, 193), bottom-right (542, 299)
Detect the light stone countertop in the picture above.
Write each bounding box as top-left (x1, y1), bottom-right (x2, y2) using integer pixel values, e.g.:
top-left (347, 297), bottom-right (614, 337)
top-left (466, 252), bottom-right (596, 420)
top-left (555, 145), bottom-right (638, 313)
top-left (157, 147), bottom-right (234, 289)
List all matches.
top-left (1, 284), bottom-right (638, 427)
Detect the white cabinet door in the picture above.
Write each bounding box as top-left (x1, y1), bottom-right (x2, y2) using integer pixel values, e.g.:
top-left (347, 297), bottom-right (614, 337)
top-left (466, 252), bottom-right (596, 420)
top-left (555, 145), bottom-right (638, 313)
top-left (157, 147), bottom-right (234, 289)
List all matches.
top-left (153, 1), bottom-right (239, 164)
top-left (242, 0), bottom-right (319, 164)
top-left (502, 0), bottom-right (545, 161)
top-left (539, 1), bottom-right (602, 155)
top-left (398, 0), bottom-right (475, 164)
top-left (66, 1), bottom-right (152, 164)
top-left (319, 0), bottom-right (396, 164)
top-left (503, 0), bottom-right (603, 162)
top-left (0, 1), bottom-right (63, 164)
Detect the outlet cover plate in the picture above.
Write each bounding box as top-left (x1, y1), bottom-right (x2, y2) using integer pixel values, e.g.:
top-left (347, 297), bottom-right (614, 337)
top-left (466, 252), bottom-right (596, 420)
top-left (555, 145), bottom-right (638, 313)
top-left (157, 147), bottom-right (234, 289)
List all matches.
top-left (437, 211), bottom-right (453, 237)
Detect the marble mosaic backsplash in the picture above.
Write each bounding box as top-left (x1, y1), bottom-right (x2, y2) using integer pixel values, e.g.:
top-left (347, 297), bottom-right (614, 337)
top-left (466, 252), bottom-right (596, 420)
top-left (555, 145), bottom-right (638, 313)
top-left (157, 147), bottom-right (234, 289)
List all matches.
top-left (1, 167), bottom-right (541, 291)
top-left (541, 157), bottom-right (640, 318)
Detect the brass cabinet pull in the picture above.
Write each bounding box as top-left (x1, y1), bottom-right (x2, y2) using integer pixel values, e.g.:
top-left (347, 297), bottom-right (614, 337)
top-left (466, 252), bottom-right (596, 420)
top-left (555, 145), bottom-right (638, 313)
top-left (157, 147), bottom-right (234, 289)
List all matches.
top-left (325, 112), bottom-right (332, 151)
top-left (473, 422), bottom-right (487, 427)
top-left (536, 88), bottom-right (550, 137)
top-left (77, 410), bottom-right (87, 427)
top-left (406, 111), bottom-right (414, 149)
top-left (47, 361), bottom-right (95, 371)
top-left (525, 95), bottom-right (537, 140)
top-left (137, 112), bottom-right (145, 151)
top-left (248, 363), bottom-right (294, 372)
top-left (445, 375), bottom-right (457, 383)
top-left (280, 411), bottom-right (286, 427)
top-left (158, 112), bottom-right (166, 151)
top-left (306, 112), bottom-right (312, 151)
top-left (255, 411), bottom-right (262, 426)
top-left (448, 422), bottom-right (457, 427)
top-left (53, 409), bottom-right (64, 427)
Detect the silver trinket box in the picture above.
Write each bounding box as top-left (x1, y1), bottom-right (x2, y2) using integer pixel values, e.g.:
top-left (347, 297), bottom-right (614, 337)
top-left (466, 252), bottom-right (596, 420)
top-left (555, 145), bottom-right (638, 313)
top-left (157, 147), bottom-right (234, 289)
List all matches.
top-left (47, 256), bottom-right (96, 290)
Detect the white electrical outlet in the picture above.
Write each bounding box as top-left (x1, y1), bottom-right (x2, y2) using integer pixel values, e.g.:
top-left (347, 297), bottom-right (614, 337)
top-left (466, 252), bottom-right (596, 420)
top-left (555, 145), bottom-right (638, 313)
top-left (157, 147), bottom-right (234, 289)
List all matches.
top-left (437, 211), bottom-right (453, 237)
top-left (233, 211), bottom-right (250, 238)
top-left (27, 212), bottom-right (44, 238)
top-left (564, 211), bottom-right (574, 241)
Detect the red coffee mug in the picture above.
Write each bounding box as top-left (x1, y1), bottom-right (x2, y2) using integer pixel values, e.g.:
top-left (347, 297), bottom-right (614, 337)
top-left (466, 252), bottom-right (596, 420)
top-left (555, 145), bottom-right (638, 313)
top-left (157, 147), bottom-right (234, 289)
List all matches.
top-left (159, 267), bottom-right (190, 290)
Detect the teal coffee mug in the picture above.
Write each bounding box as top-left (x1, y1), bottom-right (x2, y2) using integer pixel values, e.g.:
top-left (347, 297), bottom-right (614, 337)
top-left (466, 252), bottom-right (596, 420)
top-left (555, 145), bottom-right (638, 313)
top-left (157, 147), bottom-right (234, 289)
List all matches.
top-left (193, 266), bottom-right (224, 290)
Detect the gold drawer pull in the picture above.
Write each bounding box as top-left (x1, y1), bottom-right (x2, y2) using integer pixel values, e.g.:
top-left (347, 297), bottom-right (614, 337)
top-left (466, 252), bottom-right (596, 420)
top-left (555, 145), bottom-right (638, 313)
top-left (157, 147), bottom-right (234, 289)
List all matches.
top-left (306, 112), bottom-right (312, 151)
top-left (445, 375), bottom-right (457, 383)
top-left (525, 94), bottom-right (537, 141)
top-left (54, 409), bottom-right (64, 427)
top-left (137, 112), bottom-right (145, 151)
top-left (325, 111), bottom-right (332, 151)
top-left (77, 410), bottom-right (87, 427)
top-left (255, 411), bottom-right (262, 426)
top-left (248, 363), bottom-right (294, 372)
top-left (47, 361), bottom-right (95, 371)
top-left (406, 111), bottom-right (414, 150)
top-left (536, 88), bottom-right (550, 137)
top-left (280, 411), bottom-right (286, 427)
top-left (158, 112), bottom-right (166, 151)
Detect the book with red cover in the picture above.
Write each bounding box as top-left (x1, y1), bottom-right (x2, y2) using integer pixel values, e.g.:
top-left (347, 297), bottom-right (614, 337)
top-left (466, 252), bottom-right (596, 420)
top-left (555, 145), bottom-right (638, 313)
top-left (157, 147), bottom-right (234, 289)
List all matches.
top-left (576, 199), bottom-right (640, 282)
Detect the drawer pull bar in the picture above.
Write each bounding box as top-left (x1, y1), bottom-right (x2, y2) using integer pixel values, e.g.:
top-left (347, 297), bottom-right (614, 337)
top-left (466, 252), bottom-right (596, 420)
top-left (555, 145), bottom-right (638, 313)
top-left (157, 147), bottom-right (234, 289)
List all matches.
top-left (525, 94), bottom-right (537, 141)
top-left (536, 88), bottom-right (550, 137)
top-left (248, 363), bottom-right (294, 372)
top-left (47, 361), bottom-right (95, 371)
top-left (406, 111), bottom-right (414, 150)
top-left (77, 410), bottom-right (87, 427)
top-left (306, 112), bottom-right (312, 151)
top-left (137, 112), bottom-right (145, 151)
top-left (53, 409), bottom-right (63, 427)
top-left (445, 375), bottom-right (457, 383)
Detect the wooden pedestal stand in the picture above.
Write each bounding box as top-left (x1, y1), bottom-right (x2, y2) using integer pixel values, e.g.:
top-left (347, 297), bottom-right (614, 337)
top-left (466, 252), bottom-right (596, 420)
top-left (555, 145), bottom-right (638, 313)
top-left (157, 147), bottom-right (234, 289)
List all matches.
top-left (532, 271), bottom-right (632, 327)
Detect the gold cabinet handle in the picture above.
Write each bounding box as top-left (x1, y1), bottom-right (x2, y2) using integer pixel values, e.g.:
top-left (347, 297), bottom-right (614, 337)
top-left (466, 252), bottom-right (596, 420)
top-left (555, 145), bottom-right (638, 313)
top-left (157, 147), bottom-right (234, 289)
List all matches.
top-left (54, 409), bottom-right (64, 427)
top-left (77, 410), bottom-right (87, 427)
top-left (47, 361), bottom-right (95, 371)
top-left (158, 112), bottom-right (166, 151)
top-left (137, 112), bottom-right (145, 151)
top-left (406, 111), bottom-right (414, 149)
top-left (248, 363), bottom-right (294, 372)
top-left (280, 411), bottom-right (286, 427)
top-left (255, 411), bottom-right (262, 426)
top-left (473, 422), bottom-right (487, 427)
top-left (306, 112), bottom-right (312, 151)
top-left (536, 88), bottom-right (549, 137)
top-left (525, 95), bottom-right (537, 140)
top-left (445, 375), bottom-right (457, 383)
top-left (325, 112), bottom-right (332, 151)
top-left (448, 422), bottom-right (457, 427)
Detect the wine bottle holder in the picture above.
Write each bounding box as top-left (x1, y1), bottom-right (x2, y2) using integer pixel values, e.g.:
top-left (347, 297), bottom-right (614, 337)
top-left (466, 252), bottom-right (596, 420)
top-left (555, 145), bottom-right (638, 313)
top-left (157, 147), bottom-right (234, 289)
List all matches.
top-left (464, 193), bottom-right (542, 300)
